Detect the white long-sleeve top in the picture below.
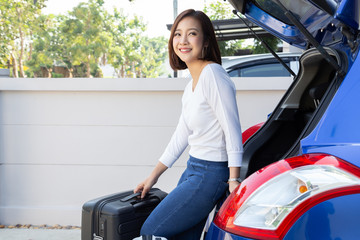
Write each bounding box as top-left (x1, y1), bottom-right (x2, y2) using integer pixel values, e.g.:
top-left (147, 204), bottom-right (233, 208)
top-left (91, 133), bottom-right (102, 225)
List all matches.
top-left (159, 63), bottom-right (243, 168)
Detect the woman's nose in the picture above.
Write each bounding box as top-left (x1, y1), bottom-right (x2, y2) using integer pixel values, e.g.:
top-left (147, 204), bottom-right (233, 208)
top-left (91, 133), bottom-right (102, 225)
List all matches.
top-left (179, 35), bottom-right (188, 44)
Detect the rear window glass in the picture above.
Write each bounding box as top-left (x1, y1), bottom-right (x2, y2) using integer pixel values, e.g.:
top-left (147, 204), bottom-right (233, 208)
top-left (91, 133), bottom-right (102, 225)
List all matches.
top-left (228, 62), bottom-right (291, 77)
top-left (251, 0), bottom-right (314, 25)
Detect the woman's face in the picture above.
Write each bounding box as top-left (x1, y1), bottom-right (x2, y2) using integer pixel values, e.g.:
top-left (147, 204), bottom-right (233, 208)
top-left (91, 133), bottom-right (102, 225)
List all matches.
top-left (173, 16), bottom-right (205, 66)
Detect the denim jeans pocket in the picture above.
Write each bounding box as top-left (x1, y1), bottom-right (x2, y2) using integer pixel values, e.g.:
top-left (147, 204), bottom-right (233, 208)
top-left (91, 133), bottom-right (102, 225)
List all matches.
top-left (212, 180), bottom-right (229, 203)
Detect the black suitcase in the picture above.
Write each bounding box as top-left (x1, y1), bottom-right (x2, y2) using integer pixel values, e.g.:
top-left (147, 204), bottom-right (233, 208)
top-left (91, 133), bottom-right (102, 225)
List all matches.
top-left (81, 188), bottom-right (168, 240)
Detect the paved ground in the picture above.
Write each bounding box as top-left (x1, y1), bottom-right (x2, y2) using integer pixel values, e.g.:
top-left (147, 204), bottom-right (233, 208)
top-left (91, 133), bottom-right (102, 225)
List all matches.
top-left (0, 228), bottom-right (81, 240)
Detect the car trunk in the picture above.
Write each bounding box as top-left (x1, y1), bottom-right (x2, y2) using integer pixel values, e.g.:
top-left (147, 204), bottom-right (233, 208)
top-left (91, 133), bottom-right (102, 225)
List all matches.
top-left (240, 47), bottom-right (348, 178)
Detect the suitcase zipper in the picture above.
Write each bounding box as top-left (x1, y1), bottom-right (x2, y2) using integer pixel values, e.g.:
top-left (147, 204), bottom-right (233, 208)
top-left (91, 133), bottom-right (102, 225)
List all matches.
top-left (92, 194), bottom-right (126, 240)
top-left (91, 189), bottom-right (162, 240)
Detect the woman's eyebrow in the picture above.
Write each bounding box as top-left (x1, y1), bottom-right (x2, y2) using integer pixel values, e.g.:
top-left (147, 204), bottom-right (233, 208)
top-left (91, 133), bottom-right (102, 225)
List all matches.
top-left (175, 27), bottom-right (200, 32)
top-left (188, 27), bottom-right (199, 32)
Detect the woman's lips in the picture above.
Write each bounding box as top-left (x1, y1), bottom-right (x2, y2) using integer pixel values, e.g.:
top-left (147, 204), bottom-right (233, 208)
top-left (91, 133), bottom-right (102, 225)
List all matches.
top-left (179, 48), bottom-right (191, 53)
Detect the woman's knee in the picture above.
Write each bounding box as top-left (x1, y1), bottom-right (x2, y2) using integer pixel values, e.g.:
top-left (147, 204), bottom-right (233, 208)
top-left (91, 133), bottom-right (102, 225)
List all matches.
top-left (140, 220), bottom-right (156, 236)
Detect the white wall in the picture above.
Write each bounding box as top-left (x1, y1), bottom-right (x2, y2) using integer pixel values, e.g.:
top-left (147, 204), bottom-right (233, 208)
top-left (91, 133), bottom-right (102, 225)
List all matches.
top-left (0, 77), bottom-right (291, 226)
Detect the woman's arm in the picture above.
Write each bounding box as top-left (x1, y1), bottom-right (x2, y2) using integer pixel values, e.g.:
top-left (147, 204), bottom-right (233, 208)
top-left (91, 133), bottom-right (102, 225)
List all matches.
top-left (203, 65), bottom-right (243, 192)
top-left (134, 85), bottom-right (191, 198)
top-left (229, 166), bottom-right (241, 192)
top-left (158, 113), bottom-right (191, 168)
top-left (134, 161), bottom-right (168, 198)
top-left (204, 65), bottom-right (243, 168)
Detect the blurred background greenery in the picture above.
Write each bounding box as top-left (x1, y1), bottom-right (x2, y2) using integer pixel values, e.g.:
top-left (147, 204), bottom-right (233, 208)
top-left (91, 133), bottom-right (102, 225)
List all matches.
top-left (0, 0), bottom-right (279, 78)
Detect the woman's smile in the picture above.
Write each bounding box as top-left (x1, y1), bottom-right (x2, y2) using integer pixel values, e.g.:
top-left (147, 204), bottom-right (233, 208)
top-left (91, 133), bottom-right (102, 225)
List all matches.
top-left (179, 48), bottom-right (192, 53)
top-left (173, 16), bottom-right (204, 65)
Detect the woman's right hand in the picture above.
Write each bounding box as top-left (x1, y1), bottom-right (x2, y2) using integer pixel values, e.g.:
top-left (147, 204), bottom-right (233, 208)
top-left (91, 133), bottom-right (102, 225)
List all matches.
top-left (134, 176), bottom-right (158, 199)
top-left (134, 161), bottom-right (168, 199)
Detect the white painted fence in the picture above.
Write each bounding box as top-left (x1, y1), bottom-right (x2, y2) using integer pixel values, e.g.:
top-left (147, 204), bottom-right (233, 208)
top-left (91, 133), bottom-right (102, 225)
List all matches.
top-left (0, 77), bottom-right (292, 226)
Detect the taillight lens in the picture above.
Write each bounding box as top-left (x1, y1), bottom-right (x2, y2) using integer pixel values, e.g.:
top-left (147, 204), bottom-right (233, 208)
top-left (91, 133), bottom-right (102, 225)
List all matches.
top-left (214, 154), bottom-right (360, 240)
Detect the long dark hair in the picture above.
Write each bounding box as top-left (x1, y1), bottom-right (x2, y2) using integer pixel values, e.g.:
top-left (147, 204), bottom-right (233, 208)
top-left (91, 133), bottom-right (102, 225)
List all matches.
top-left (168, 9), bottom-right (222, 70)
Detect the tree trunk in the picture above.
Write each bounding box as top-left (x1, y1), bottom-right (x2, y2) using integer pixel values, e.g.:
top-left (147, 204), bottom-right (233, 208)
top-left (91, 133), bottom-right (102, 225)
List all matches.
top-left (86, 55), bottom-right (91, 78)
top-left (86, 14), bottom-right (91, 78)
top-left (18, 29), bottom-right (26, 77)
top-left (10, 52), bottom-right (18, 78)
top-left (28, 30), bottom-right (33, 61)
top-left (120, 65), bottom-right (125, 78)
top-left (115, 68), bottom-right (121, 78)
top-left (17, 8), bottom-right (26, 77)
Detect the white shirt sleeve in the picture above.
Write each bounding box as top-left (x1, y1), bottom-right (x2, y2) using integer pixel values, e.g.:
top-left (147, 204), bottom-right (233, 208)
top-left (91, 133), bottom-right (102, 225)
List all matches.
top-left (158, 64), bottom-right (243, 168)
top-left (203, 65), bottom-right (243, 167)
top-left (158, 112), bottom-right (191, 168)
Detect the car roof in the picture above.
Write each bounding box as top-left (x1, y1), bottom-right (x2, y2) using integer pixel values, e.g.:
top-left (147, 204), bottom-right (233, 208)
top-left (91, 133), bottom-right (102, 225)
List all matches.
top-left (221, 52), bottom-right (301, 70)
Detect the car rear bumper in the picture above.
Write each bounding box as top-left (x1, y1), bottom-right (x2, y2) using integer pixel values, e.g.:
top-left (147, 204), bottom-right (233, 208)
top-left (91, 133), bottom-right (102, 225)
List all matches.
top-left (205, 223), bottom-right (253, 240)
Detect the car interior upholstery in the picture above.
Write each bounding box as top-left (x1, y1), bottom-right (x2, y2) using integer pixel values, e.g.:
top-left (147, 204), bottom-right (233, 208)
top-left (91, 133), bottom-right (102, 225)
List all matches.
top-left (240, 48), bottom-right (348, 178)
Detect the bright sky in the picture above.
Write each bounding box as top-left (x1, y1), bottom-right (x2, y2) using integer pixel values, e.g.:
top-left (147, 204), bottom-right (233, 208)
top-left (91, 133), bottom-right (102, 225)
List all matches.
top-left (42, 0), bottom-right (206, 38)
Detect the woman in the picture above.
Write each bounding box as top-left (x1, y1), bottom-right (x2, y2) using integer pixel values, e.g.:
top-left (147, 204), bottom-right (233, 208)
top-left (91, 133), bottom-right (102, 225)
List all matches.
top-left (134, 9), bottom-right (243, 239)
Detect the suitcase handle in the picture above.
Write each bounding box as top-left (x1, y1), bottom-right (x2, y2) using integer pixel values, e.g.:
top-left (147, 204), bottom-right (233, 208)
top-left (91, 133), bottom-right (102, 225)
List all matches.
top-left (120, 191), bottom-right (160, 203)
top-left (120, 192), bottom-right (142, 202)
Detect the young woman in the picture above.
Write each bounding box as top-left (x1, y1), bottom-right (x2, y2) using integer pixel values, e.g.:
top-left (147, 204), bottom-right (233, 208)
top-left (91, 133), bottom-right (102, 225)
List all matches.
top-left (134, 9), bottom-right (243, 239)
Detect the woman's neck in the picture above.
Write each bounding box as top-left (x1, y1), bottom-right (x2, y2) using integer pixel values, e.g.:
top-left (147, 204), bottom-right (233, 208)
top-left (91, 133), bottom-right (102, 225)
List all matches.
top-left (188, 60), bottom-right (213, 91)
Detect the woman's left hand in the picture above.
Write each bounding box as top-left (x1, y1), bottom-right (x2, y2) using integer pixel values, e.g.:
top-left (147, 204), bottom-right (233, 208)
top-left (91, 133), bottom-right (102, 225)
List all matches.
top-left (229, 180), bottom-right (240, 193)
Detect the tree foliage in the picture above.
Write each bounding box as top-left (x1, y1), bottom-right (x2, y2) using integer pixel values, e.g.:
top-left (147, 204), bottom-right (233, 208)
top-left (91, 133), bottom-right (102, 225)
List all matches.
top-left (204, 0), bottom-right (280, 56)
top-left (204, 0), bottom-right (234, 20)
top-left (1, 0), bottom-right (167, 78)
top-left (26, 14), bottom-right (61, 77)
top-left (59, 0), bottom-right (112, 77)
top-left (252, 36), bottom-right (281, 54)
top-left (0, 0), bottom-right (46, 77)
top-left (204, 0), bottom-right (244, 56)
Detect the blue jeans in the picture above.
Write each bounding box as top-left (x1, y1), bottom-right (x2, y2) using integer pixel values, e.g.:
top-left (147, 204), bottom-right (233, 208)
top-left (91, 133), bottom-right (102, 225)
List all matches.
top-left (140, 156), bottom-right (229, 239)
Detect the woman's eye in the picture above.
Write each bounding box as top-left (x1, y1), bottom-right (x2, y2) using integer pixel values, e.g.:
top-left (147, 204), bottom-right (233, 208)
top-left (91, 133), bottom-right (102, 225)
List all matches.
top-left (189, 32), bottom-right (197, 36)
top-left (174, 32), bottom-right (181, 37)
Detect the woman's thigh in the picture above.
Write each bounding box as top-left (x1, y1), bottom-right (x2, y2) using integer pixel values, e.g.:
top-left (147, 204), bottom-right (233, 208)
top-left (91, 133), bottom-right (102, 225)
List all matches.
top-left (141, 158), bottom-right (229, 238)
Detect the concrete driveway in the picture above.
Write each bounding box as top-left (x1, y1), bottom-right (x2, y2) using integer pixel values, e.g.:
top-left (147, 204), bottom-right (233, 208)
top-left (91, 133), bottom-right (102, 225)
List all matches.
top-left (0, 228), bottom-right (80, 240)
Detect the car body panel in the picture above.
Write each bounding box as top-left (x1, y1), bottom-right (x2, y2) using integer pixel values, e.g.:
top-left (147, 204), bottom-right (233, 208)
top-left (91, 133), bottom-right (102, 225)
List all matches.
top-left (301, 49), bottom-right (360, 168)
top-left (206, 223), bottom-right (252, 240)
top-left (178, 53), bottom-right (301, 78)
top-left (207, 0), bottom-right (360, 239)
top-left (222, 53), bottom-right (301, 77)
top-left (236, 0), bottom-right (359, 49)
top-left (222, 53), bottom-right (300, 70)
top-left (244, 2), bottom-right (311, 49)
top-left (241, 122), bottom-right (264, 143)
top-left (283, 193), bottom-right (360, 240)
top-left (336, 0), bottom-right (360, 30)
top-left (208, 193), bottom-right (360, 240)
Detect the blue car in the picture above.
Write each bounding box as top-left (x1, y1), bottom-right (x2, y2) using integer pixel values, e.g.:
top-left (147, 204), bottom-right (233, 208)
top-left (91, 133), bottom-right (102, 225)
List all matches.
top-left (206, 0), bottom-right (360, 239)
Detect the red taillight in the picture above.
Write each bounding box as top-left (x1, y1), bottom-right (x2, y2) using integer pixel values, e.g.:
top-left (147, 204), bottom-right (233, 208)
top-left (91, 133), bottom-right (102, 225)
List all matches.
top-left (214, 154), bottom-right (360, 240)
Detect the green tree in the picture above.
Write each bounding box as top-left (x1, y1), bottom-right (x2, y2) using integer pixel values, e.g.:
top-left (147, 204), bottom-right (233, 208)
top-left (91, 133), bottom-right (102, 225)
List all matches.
top-left (26, 14), bottom-right (59, 77)
top-left (204, 0), bottom-right (280, 55)
top-left (204, 0), bottom-right (244, 56)
top-left (0, 0), bottom-right (46, 77)
top-left (60, 0), bottom-right (112, 77)
top-left (252, 36), bottom-right (280, 54)
top-left (105, 8), bottom-right (142, 77)
top-left (0, 1), bottom-right (10, 68)
top-left (4, 0), bottom-right (167, 78)
top-left (137, 36), bottom-right (168, 78)
top-left (204, 0), bottom-right (234, 20)
top-left (106, 9), bottom-right (167, 78)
